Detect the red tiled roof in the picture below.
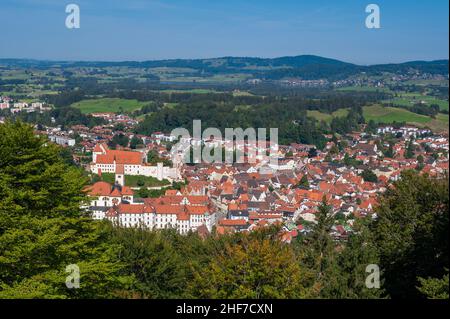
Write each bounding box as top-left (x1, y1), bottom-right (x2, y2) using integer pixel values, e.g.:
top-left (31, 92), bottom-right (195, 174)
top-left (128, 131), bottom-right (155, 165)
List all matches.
top-left (219, 219), bottom-right (248, 226)
top-left (154, 205), bottom-right (184, 214)
top-left (85, 181), bottom-right (134, 197)
top-left (93, 143), bottom-right (106, 153)
top-left (117, 203), bottom-right (154, 214)
top-left (85, 181), bottom-right (111, 196)
top-left (96, 150), bottom-right (143, 165)
top-left (186, 206), bottom-right (209, 215)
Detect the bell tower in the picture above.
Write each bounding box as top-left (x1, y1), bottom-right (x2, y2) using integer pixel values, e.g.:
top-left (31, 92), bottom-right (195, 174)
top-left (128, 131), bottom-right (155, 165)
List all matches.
top-left (115, 164), bottom-right (125, 187)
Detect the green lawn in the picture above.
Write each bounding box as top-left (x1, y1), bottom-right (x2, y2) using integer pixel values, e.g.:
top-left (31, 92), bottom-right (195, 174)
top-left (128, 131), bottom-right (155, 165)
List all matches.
top-left (98, 173), bottom-right (170, 188)
top-left (71, 98), bottom-right (148, 114)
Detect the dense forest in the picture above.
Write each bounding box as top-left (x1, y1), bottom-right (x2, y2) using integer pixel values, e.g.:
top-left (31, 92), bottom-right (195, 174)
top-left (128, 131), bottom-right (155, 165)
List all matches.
top-left (0, 121), bottom-right (448, 299)
top-left (132, 94), bottom-right (372, 148)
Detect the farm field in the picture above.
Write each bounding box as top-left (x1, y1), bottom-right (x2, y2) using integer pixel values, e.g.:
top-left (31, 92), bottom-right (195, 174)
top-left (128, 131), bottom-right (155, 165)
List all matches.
top-left (335, 85), bottom-right (449, 111)
top-left (308, 104), bottom-right (448, 133)
top-left (363, 104), bottom-right (449, 132)
top-left (363, 105), bottom-right (432, 124)
top-left (71, 98), bottom-right (148, 114)
top-left (426, 113), bottom-right (450, 133)
top-left (386, 93), bottom-right (449, 111)
top-left (307, 108), bottom-right (350, 122)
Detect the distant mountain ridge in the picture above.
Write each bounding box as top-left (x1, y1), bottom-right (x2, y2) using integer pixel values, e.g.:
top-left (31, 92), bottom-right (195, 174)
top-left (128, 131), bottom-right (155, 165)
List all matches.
top-left (0, 55), bottom-right (448, 81)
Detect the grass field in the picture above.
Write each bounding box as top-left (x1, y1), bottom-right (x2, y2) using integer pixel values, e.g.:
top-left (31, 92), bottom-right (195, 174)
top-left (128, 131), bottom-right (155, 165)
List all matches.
top-left (71, 98), bottom-right (148, 114)
top-left (98, 173), bottom-right (170, 188)
top-left (336, 86), bottom-right (449, 112)
top-left (307, 108), bottom-right (350, 122)
top-left (163, 102), bottom-right (179, 109)
top-left (426, 113), bottom-right (450, 132)
top-left (387, 95), bottom-right (449, 112)
top-left (307, 104), bottom-right (449, 133)
top-left (232, 90), bottom-right (255, 97)
top-left (363, 105), bottom-right (432, 124)
top-left (363, 104), bottom-right (449, 132)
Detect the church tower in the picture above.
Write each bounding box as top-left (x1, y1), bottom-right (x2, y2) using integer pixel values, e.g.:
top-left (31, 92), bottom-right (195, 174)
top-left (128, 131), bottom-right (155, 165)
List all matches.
top-left (115, 164), bottom-right (125, 187)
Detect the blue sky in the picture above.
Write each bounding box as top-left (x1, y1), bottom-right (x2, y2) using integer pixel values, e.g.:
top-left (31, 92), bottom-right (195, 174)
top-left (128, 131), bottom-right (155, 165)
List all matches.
top-left (0, 0), bottom-right (448, 64)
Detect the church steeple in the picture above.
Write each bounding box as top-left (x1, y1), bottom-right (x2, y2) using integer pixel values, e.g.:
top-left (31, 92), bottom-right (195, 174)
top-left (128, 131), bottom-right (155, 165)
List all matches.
top-left (115, 164), bottom-right (125, 187)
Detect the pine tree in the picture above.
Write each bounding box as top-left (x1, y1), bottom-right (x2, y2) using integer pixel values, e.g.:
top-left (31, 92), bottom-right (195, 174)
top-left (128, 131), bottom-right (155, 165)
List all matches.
top-left (0, 121), bottom-right (129, 298)
top-left (299, 199), bottom-right (337, 297)
top-left (188, 232), bottom-right (308, 299)
top-left (417, 271), bottom-right (449, 299)
top-left (110, 228), bottom-right (186, 299)
top-left (372, 170), bottom-right (449, 298)
top-left (324, 218), bottom-right (384, 298)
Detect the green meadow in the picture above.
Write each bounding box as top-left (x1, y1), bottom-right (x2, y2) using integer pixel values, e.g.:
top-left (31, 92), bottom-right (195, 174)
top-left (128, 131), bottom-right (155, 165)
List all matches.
top-left (363, 104), bottom-right (449, 132)
top-left (386, 93), bottom-right (449, 111)
top-left (307, 108), bottom-right (350, 122)
top-left (71, 98), bottom-right (148, 114)
top-left (307, 104), bottom-right (448, 133)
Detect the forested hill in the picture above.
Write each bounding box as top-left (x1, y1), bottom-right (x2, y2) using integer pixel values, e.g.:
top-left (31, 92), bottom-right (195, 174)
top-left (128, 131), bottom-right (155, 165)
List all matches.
top-left (1, 55), bottom-right (448, 80)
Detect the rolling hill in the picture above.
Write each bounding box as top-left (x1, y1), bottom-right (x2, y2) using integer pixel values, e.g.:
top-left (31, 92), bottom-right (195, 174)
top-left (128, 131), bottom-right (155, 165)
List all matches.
top-left (1, 56), bottom-right (448, 81)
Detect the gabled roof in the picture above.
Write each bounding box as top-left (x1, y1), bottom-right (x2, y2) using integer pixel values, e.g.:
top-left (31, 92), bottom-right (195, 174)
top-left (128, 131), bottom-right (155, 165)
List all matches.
top-left (85, 181), bottom-right (134, 197)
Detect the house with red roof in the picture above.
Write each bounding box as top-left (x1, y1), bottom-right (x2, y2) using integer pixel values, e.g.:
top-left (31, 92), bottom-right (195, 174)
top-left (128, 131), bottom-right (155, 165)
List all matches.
top-left (85, 181), bottom-right (135, 219)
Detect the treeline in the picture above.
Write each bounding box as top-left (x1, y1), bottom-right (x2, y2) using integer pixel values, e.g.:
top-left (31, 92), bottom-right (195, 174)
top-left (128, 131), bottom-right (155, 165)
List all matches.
top-left (134, 99), bottom-right (328, 148)
top-left (134, 97), bottom-right (370, 148)
top-left (0, 121), bottom-right (448, 299)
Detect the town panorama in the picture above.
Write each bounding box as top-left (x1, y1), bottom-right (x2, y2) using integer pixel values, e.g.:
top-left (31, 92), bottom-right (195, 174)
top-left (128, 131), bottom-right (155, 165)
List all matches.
top-left (0, 0), bottom-right (448, 309)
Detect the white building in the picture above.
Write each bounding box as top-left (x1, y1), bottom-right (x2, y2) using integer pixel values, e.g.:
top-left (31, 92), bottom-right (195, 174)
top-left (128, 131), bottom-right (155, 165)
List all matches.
top-left (90, 143), bottom-right (180, 181)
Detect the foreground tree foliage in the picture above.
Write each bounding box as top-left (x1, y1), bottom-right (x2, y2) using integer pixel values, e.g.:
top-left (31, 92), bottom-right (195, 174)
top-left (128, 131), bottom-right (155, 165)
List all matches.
top-left (372, 170), bottom-right (449, 299)
top-left (188, 228), bottom-right (309, 298)
top-left (0, 122), bottom-right (448, 299)
top-left (109, 227), bottom-right (186, 299)
top-left (297, 200), bottom-right (383, 298)
top-left (0, 121), bottom-right (129, 298)
top-left (417, 271), bottom-right (449, 299)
